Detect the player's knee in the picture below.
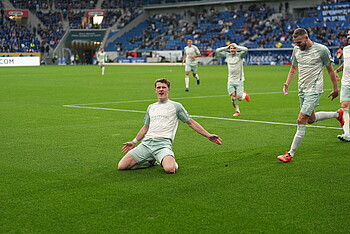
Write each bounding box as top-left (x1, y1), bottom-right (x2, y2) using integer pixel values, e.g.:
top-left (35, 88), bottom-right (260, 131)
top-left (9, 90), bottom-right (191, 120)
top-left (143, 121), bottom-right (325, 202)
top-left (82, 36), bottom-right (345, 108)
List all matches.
top-left (163, 166), bottom-right (176, 174)
top-left (117, 162), bottom-right (127, 170)
top-left (307, 119), bottom-right (315, 124)
top-left (297, 118), bottom-right (306, 125)
top-left (117, 160), bottom-right (131, 170)
top-left (341, 102), bottom-right (349, 109)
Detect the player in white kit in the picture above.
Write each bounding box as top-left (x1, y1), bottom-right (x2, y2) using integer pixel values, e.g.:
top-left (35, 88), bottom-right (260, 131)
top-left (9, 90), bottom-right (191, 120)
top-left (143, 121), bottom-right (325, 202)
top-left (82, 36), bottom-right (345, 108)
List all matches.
top-left (97, 48), bottom-right (107, 75)
top-left (118, 78), bottom-right (222, 173)
top-left (216, 43), bottom-right (251, 116)
top-left (182, 39), bottom-right (201, 92)
top-left (334, 29), bottom-right (350, 142)
top-left (277, 28), bottom-right (342, 163)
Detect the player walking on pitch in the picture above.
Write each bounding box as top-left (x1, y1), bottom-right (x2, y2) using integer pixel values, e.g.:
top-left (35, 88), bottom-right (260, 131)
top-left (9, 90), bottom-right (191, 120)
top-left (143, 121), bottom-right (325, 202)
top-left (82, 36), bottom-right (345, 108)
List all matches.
top-left (277, 28), bottom-right (342, 163)
top-left (118, 78), bottom-right (222, 173)
top-left (182, 39), bottom-right (201, 92)
top-left (334, 29), bottom-right (350, 142)
top-left (216, 43), bottom-right (251, 116)
top-left (97, 48), bottom-right (107, 75)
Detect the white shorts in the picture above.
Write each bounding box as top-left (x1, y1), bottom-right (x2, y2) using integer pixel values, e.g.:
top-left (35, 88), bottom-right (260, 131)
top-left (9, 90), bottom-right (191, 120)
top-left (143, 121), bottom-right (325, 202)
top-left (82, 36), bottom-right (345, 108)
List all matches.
top-left (340, 85), bottom-right (350, 102)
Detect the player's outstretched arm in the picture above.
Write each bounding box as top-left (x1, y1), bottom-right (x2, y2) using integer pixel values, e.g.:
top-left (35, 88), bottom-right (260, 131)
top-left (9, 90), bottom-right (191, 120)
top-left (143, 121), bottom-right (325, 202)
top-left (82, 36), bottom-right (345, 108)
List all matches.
top-left (283, 65), bottom-right (298, 96)
top-left (121, 125), bottom-right (149, 154)
top-left (186, 119), bottom-right (222, 145)
top-left (326, 64), bottom-right (339, 100)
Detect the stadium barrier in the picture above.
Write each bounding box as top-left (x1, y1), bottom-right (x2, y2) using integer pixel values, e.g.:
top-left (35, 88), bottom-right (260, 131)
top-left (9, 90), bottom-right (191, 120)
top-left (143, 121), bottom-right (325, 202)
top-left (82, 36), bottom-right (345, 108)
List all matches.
top-left (0, 53), bottom-right (41, 67)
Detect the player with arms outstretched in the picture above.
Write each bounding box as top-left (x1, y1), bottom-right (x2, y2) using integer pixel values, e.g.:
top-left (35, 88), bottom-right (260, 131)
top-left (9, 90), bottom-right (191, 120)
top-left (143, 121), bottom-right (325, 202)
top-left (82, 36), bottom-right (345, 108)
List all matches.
top-left (118, 78), bottom-right (222, 173)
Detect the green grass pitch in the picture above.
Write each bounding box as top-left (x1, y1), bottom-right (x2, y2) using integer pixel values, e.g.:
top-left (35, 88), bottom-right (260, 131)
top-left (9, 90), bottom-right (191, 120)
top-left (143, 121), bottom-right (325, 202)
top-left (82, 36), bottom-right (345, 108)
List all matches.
top-left (1, 64), bottom-right (349, 233)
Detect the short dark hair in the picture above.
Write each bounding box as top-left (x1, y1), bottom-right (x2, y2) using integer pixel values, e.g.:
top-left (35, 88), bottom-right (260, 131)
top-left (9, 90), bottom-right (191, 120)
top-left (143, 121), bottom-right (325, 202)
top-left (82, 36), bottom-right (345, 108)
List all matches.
top-left (293, 28), bottom-right (308, 38)
top-left (155, 78), bottom-right (170, 88)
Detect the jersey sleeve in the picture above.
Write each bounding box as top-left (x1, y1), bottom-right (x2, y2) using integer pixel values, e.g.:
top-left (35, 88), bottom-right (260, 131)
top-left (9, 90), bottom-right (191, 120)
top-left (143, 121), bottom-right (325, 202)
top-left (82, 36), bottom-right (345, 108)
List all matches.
top-left (215, 47), bottom-right (228, 57)
top-left (175, 103), bottom-right (191, 123)
top-left (195, 46), bottom-right (201, 55)
top-left (236, 46), bottom-right (248, 58)
top-left (320, 46), bottom-right (333, 66)
top-left (144, 105), bottom-right (151, 125)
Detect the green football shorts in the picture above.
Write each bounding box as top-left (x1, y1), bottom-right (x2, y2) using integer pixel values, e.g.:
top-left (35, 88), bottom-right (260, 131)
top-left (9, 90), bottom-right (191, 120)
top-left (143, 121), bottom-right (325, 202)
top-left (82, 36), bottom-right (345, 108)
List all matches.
top-left (129, 138), bottom-right (174, 165)
top-left (340, 85), bottom-right (350, 102)
top-left (298, 92), bottom-right (322, 116)
top-left (185, 64), bottom-right (198, 73)
top-left (228, 81), bottom-right (244, 97)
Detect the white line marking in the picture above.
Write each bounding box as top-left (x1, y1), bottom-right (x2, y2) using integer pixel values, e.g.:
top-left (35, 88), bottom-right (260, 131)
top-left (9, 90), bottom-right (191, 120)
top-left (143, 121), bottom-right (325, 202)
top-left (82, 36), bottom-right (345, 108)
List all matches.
top-left (68, 91), bottom-right (299, 106)
top-left (63, 104), bottom-right (342, 130)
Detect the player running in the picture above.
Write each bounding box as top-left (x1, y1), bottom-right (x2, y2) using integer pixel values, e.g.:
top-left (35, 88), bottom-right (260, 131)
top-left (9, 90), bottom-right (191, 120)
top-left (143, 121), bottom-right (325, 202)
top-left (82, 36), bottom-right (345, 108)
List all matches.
top-left (182, 39), bottom-right (201, 92)
top-left (97, 48), bottom-right (107, 75)
top-left (215, 43), bottom-right (250, 116)
top-left (277, 28), bottom-right (341, 163)
top-left (334, 29), bottom-right (350, 142)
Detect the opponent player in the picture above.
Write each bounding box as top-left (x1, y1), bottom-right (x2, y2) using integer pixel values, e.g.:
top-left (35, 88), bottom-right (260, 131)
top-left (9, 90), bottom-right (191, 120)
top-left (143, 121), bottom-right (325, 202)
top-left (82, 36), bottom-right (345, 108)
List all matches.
top-left (277, 28), bottom-right (341, 163)
top-left (334, 29), bottom-right (350, 142)
top-left (118, 78), bottom-right (222, 173)
top-left (215, 43), bottom-right (251, 116)
top-left (97, 48), bottom-right (107, 75)
top-left (182, 39), bottom-right (201, 92)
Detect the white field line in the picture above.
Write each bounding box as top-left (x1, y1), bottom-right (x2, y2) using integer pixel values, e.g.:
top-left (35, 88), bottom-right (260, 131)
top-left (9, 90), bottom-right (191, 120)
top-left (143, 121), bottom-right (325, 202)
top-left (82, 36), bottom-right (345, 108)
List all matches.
top-left (68, 90), bottom-right (300, 106)
top-left (63, 104), bottom-right (342, 130)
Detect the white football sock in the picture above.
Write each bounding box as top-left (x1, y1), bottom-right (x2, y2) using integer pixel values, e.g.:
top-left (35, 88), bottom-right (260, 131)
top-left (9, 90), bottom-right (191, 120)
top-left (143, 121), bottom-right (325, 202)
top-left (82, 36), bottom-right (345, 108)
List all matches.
top-left (185, 75), bottom-right (189, 89)
top-left (289, 125), bottom-right (306, 157)
top-left (315, 111), bottom-right (338, 122)
top-left (195, 74), bottom-right (199, 80)
top-left (102, 67), bottom-right (105, 75)
top-left (343, 108), bottom-right (349, 135)
top-left (242, 92), bottom-right (246, 100)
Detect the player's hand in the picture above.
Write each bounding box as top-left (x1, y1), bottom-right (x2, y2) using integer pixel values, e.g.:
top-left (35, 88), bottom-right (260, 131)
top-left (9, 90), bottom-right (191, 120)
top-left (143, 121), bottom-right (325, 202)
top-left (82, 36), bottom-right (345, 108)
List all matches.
top-left (283, 83), bottom-right (289, 96)
top-left (121, 141), bottom-right (135, 154)
top-left (327, 90), bottom-right (338, 101)
top-left (208, 134), bottom-right (222, 145)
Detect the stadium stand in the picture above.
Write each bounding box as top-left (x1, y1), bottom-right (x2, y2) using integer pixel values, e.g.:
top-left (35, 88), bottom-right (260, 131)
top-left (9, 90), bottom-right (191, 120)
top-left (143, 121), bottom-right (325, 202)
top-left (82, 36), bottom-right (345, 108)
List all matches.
top-left (0, 16), bottom-right (41, 53)
top-left (1, 0), bottom-right (349, 65)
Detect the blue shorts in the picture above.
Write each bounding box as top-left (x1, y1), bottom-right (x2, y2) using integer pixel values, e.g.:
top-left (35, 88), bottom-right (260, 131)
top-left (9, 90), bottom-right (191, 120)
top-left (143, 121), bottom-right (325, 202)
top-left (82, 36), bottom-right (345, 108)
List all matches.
top-left (298, 92), bottom-right (322, 116)
top-left (129, 138), bottom-right (174, 165)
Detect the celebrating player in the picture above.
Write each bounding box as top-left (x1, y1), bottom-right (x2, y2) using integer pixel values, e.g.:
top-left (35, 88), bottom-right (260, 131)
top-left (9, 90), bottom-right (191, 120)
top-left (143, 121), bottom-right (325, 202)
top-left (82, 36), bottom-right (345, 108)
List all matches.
top-left (216, 43), bottom-right (251, 117)
top-left (334, 29), bottom-right (350, 142)
top-left (277, 28), bottom-right (342, 163)
top-left (118, 78), bottom-right (222, 173)
top-left (182, 39), bottom-right (201, 92)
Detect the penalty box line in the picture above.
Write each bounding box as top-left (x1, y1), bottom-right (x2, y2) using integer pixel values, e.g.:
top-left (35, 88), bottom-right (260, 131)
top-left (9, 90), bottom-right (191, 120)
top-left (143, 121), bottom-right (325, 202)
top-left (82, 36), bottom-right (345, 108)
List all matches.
top-left (63, 104), bottom-right (342, 130)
